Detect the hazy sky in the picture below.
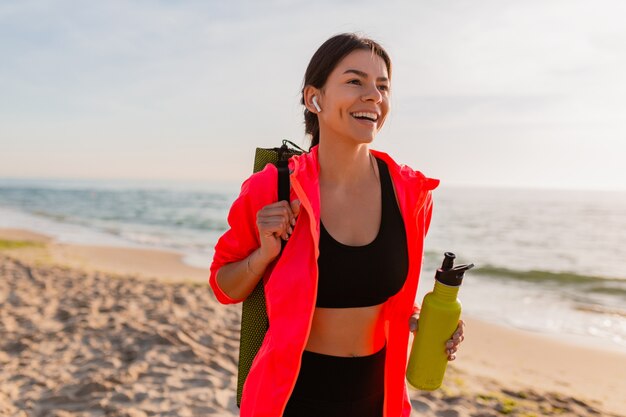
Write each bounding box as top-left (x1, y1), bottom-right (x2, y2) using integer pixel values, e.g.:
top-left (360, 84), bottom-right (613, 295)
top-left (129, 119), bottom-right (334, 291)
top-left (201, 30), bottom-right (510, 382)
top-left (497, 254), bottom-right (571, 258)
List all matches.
top-left (1, 0), bottom-right (625, 191)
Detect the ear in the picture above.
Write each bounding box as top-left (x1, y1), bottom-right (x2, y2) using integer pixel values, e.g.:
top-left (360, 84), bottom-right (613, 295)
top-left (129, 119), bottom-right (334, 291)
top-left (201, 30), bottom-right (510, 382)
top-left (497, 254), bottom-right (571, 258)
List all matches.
top-left (303, 85), bottom-right (321, 113)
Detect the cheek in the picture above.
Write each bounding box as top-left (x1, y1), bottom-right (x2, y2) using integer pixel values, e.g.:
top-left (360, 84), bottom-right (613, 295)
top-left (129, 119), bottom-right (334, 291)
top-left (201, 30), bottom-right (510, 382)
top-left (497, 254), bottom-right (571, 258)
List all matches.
top-left (382, 98), bottom-right (390, 113)
top-left (378, 113), bottom-right (389, 130)
top-left (380, 102), bottom-right (390, 120)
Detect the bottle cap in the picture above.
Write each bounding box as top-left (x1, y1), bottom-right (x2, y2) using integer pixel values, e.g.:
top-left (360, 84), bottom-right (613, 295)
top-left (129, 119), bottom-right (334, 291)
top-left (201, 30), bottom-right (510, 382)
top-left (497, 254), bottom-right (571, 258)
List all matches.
top-left (435, 252), bottom-right (475, 287)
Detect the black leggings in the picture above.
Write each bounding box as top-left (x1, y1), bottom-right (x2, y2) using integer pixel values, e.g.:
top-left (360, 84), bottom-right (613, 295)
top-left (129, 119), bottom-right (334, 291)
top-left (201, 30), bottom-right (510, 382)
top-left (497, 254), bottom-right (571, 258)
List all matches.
top-left (283, 344), bottom-right (386, 417)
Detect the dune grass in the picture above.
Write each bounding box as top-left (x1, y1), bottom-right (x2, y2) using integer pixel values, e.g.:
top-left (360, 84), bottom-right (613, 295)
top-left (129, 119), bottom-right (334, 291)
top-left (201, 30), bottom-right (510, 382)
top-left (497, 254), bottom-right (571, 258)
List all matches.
top-left (0, 239), bottom-right (45, 250)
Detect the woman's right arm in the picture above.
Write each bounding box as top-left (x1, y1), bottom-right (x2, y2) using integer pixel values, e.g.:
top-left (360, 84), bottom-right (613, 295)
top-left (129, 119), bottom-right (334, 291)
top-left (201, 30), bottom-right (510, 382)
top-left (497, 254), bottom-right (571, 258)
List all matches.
top-left (211, 196), bottom-right (301, 304)
top-left (215, 248), bottom-right (275, 302)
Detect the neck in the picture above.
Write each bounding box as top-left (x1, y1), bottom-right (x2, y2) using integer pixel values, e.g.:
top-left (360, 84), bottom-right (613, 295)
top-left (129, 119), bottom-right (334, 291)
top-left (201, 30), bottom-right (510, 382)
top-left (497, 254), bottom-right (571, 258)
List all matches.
top-left (317, 137), bottom-right (375, 187)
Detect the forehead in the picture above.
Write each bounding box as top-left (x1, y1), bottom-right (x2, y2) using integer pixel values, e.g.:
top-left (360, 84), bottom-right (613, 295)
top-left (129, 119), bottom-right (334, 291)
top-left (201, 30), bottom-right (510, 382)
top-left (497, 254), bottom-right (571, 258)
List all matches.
top-left (330, 49), bottom-right (389, 80)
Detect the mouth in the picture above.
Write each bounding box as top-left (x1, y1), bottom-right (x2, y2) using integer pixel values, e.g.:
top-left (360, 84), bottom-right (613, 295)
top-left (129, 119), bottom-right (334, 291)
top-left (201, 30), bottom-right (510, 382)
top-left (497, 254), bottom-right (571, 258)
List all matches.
top-left (350, 111), bottom-right (379, 125)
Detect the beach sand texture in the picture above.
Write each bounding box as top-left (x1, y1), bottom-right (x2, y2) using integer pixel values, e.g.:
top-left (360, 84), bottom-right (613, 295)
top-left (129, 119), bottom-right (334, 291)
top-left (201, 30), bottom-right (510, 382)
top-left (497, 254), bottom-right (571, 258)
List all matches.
top-left (1, 228), bottom-right (625, 417)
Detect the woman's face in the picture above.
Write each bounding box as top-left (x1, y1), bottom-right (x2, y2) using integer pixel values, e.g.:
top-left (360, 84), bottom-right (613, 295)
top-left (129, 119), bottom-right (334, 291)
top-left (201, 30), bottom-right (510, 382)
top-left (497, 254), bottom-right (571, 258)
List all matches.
top-left (316, 49), bottom-right (390, 146)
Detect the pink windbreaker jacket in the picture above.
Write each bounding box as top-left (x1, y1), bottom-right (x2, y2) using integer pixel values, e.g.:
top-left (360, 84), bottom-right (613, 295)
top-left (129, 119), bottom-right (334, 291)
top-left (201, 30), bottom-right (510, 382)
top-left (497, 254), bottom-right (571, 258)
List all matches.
top-left (209, 144), bottom-right (440, 417)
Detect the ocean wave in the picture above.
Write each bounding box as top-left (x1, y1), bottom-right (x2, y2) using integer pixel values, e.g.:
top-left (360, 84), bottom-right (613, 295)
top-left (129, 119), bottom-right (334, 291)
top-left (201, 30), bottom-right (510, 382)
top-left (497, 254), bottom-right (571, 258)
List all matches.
top-left (473, 264), bottom-right (626, 284)
top-left (574, 303), bottom-right (626, 318)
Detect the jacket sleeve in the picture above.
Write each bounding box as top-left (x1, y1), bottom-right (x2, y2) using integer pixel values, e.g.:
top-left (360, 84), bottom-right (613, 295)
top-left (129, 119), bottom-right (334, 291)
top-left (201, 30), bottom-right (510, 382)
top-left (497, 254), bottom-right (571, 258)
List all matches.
top-left (415, 183), bottom-right (437, 316)
top-left (412, 303), bottom-right (421, 317)
top-left (424, 190), bottom-right (434, 237)
top-left (209, 170), bottom-right (269, 305)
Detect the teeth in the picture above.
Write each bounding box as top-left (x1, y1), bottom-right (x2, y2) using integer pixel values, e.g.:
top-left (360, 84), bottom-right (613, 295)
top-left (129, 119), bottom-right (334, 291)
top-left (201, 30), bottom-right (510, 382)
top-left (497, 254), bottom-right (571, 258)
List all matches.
top-left (351, 112), bottom-right (378, 121)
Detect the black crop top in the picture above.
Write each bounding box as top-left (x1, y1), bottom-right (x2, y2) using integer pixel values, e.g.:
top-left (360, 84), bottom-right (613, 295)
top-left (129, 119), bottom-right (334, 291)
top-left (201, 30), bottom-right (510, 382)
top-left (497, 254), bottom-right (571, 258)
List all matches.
top-left (316, 157), bottom-right (409, 308)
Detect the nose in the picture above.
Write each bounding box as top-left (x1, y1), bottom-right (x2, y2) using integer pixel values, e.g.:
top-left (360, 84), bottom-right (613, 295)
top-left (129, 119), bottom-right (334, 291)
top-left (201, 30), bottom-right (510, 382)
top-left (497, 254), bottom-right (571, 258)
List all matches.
top-left (361, 82), bottom-right (383, 103)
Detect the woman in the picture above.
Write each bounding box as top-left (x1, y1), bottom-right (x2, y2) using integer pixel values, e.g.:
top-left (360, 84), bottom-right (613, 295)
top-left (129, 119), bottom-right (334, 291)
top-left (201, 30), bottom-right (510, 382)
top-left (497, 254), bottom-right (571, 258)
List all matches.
top-left (209, 33), bottom-right (465, 417)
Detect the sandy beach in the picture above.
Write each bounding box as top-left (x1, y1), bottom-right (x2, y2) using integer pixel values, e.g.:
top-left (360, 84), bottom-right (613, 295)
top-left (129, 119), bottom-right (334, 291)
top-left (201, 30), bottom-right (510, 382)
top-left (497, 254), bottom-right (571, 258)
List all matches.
top-left (1, 227), bottom-right (624, 417)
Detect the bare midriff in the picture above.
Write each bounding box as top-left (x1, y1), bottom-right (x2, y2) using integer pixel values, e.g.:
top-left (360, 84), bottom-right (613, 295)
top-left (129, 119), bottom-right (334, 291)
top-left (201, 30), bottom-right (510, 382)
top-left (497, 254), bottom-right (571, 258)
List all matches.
top-left (304, 303), bottom-right (386, 357)
top-left (306, 153), bottom-right (396, 358)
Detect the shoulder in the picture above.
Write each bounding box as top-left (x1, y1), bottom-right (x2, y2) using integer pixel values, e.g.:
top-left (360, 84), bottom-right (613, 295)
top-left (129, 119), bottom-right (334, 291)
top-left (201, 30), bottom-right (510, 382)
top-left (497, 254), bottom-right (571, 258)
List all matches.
top-left (245, 162), bottom-right (278, 190)
top-left (372, 149), bottom-right (440, 191)
top-left (235, 162), bottom-right (279, 210)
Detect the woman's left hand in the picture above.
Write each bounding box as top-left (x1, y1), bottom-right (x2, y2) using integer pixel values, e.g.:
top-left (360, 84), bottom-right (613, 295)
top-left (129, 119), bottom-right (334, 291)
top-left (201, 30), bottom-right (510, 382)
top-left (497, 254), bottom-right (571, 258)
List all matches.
top-left (409, 314), bottom-right (465, 361)
top-left (445, 320), bottom-right (465, 361)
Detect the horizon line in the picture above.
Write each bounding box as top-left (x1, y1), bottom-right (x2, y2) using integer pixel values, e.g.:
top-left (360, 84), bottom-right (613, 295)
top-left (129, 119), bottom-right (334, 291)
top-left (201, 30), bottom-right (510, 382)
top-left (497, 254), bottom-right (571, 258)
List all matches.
top-left (0, 176), bottom-right (625, 194)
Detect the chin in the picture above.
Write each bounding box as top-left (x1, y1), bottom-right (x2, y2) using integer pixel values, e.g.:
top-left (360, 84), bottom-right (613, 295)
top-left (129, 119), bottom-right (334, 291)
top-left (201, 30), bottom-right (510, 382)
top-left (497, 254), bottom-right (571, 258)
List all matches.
top-left (357, 134), bottom-right (377, 144)
top-left (347, 130), bottom-right (377, 144)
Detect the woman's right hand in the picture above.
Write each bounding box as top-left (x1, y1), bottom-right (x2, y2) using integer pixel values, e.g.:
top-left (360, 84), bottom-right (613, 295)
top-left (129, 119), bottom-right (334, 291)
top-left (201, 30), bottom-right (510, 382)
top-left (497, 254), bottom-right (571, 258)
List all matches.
top-left (256, 199), bottom-right (301, 261)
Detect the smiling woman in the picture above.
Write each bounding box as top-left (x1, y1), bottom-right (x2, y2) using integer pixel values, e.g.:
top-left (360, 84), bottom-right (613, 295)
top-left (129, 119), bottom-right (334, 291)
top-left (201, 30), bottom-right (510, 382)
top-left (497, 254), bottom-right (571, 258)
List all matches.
top-left (302, 51), bottom-right (390, 153)
top-left (301, 36), bottom-right (392, 150)
top-left (209, 32), bottom-right (464, 417)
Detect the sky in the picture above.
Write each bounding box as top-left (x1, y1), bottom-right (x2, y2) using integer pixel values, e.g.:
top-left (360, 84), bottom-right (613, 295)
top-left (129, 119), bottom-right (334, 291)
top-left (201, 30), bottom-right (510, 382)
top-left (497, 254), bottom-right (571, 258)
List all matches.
top-left (1, 0), bottom-right (625, 191)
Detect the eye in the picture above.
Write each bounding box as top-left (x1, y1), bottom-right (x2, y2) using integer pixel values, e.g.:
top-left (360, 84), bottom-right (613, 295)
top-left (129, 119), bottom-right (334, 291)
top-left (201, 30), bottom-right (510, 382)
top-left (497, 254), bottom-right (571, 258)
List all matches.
top-left (378, 84), bottom-right (390, 92)
top-left (348, 79), bottom-right (361, 85)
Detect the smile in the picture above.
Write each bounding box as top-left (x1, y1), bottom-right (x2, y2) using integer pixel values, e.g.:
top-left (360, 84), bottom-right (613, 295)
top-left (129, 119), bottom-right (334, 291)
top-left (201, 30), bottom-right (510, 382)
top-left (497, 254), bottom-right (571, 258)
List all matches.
top-left (350, 111), bottom-right (379, 122)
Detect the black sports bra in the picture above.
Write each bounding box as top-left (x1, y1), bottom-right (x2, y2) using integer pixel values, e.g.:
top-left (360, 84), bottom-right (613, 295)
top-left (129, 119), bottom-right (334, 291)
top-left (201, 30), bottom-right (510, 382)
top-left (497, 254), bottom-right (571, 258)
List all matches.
top-left (316, 157), bottom-right (409, 308)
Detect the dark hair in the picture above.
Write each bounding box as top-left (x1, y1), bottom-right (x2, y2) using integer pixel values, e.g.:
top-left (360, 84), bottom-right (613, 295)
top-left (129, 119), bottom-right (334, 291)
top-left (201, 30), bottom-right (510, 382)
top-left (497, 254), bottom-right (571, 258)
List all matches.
top-left (301, 33), bottom-right (392, 150)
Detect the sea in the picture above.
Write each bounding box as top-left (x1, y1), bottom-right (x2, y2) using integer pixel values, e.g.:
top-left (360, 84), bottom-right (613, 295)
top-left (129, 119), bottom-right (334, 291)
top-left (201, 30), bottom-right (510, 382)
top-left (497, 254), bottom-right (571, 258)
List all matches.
top-left (1, 178), bottom-right (625, 353)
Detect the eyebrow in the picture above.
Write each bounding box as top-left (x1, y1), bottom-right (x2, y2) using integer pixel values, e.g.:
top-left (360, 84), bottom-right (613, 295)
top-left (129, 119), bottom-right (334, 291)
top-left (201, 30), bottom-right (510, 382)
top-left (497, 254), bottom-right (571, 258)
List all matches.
top-left (343, 69), bottom-right (389, 83)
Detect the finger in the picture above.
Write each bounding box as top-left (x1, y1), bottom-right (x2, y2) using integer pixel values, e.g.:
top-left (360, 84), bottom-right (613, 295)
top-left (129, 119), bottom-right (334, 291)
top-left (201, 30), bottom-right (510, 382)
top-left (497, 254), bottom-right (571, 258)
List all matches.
top-left (260, 204), bottom-right (294, 219)
top-left (257, 218), bottom-right (292, 240)
top-left (268, 201), bottom-right (299, 228)
top-left (290, 199), bottom-right (301, 218)
top-left (282, 227), bottom-right (293, 240)
top-left (453, 325), bottom-right (465, 340)
top-left (261, 200), bottom-right (298, 222)
top-left (258, 214), bottom-right (291, 224)
top-left (448, 354), bottom-right (456, 361)
top-left (454, 321), bottom-right (464, 334)
top-left (448, 338), bottom-right (463, 348)
top-left (258, 216), bottom-right (292, 233)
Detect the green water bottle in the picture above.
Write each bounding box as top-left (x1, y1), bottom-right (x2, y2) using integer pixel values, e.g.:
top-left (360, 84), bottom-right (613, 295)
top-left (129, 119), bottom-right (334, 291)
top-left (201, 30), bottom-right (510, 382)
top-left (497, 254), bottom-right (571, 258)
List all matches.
top-left (406, 252), bottom-right (474, 390)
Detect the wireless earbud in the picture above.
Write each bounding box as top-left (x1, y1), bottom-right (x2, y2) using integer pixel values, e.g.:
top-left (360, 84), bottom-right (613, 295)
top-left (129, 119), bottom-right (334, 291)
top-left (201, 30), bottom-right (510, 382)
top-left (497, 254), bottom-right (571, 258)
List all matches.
top-left (312, 96), bottom-right (322, 112)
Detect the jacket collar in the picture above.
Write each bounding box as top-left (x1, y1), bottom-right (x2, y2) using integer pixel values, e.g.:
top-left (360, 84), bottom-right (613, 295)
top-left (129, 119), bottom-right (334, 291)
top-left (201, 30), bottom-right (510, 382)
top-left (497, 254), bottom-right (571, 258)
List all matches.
top-left (289, 144), bottom-right (439, 205)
